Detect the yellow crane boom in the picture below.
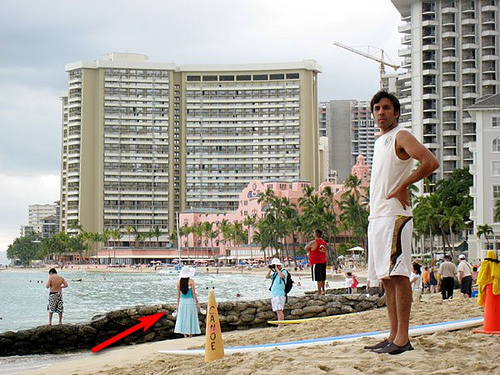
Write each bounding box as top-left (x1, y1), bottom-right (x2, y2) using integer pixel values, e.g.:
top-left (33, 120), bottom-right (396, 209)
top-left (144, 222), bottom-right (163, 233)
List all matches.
top-left (333, 41), bottom-right (400, 89)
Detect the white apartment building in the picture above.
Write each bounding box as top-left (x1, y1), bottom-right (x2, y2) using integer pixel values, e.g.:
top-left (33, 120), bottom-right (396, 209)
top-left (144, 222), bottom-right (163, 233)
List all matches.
top-left (467, 93), bottom-right (500, 261)
top-left (392, 0), bottom-right (500, 191)
top-left (28, 204), bottom-right (56, 233)
top-left (60, 54), bottom-right (321, 240)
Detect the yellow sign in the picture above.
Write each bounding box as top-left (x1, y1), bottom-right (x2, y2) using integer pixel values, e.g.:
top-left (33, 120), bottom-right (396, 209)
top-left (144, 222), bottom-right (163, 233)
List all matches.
top-left (204, 290), bottom-right (224, 362)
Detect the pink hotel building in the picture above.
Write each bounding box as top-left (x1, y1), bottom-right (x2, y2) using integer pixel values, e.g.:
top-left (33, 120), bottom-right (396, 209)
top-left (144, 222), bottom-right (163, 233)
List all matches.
top-left (179, 155), bottom-right (370, 261)
top-left (94, 155), bottom-right (369, 264)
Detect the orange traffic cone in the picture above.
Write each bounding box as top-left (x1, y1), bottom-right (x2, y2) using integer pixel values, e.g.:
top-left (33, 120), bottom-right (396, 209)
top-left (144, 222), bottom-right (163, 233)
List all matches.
top-left (204, 289), bottom-right (225, 361)
top-left (474, 284), bottom-right (500, 335)
top-left (473, 250), bottom-right (500, 335)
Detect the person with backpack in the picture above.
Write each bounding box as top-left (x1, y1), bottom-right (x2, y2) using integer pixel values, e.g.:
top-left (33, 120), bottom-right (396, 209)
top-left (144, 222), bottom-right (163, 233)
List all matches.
top-left (266, 258), bottom-right (289, 323)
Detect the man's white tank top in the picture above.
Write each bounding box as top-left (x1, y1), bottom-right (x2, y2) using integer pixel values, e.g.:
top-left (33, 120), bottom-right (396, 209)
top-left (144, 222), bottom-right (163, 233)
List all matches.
top-left (369, 125), bottom-right (414, 219)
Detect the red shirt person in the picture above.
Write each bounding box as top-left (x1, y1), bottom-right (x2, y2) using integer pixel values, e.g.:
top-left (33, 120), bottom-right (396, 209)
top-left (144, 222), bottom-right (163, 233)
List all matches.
top-left (305, 229), bottom-right (328, 295)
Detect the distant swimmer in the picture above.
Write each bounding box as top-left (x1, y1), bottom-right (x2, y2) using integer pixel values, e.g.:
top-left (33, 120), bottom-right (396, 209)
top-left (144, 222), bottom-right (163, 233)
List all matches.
top-left (72, 278), bottom-right (82, 282)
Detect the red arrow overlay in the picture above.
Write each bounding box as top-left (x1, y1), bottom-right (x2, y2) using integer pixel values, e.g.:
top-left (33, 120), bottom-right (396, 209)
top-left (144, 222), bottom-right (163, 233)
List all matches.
top-left (91, 312), bottom-right (165, 353)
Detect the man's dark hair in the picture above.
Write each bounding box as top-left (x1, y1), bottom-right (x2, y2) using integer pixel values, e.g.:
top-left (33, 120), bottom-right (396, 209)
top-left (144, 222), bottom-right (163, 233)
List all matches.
top-left (49, 268), bottom-right (57, 274)
top-left (370, 90), bottom-right (401, 121)
top-left (315, 229), bottom-right (323, 237)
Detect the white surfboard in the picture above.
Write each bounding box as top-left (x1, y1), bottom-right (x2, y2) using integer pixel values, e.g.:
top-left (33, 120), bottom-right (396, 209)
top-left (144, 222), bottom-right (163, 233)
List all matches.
top-left (158, 317), bottom-right (483, 356)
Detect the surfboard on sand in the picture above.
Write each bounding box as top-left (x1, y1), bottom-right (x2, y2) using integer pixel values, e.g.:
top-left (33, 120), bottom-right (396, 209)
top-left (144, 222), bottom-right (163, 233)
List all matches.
top-left (268, 316), bottom-right (337, 325)
top-left (158, 317), bottom-right (483, 356)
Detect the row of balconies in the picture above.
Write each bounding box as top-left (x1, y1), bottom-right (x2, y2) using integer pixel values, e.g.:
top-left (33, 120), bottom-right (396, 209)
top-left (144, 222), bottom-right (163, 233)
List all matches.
top-left (185, 82), bottom-right (300, 91)
top-left (104, 101), bottom-right (169, 108)
top-left (105, 82), bottom-right (169, 90)
top-left (185, 115), bottom-right (300, 122)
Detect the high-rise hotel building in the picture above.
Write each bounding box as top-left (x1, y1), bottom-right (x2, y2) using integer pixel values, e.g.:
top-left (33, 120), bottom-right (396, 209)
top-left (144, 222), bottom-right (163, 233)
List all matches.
top-left (392, 0), bottom-right (499, 189)
top-left (60, 53), bottom-right (321, 240)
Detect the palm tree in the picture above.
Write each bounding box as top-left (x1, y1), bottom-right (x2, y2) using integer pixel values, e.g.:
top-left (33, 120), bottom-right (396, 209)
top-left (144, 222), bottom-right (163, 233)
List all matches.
top-left (192, 223), bottom-right (205, 249)
top-left (441, 206), bottom-right (466, 260)
top-left (218, 219), bottom-right (233, 247)
top-left (257, 187), bottom-right (276, 211)
top-left (110, 228), bottom-right (122, 263)
top-left (152, 226), bottom-right (162, 247)
top-left (124, 225), bottom-right (133, 246)
top-left (243, 215), bottom-right (256, 244)
top-left (477, 224), bottom-right (493, 246)
top-left (495, 199), bottom-right (500, 223)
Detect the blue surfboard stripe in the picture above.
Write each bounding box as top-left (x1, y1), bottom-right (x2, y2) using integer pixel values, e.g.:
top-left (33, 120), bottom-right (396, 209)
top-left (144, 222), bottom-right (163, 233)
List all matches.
top-left (179, 317), bottom-right (483, 352)
top-left (227, 317), bottom-right (483, 350)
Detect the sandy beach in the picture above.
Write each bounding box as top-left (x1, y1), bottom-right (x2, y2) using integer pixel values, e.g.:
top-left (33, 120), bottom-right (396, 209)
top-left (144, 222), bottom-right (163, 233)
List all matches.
top-left (17, 292), bottom-right (498, 375)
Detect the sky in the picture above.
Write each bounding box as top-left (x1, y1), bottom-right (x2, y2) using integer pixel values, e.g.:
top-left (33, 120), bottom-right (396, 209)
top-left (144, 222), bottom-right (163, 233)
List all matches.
top-left (0, 0), bottom-right (403, 252)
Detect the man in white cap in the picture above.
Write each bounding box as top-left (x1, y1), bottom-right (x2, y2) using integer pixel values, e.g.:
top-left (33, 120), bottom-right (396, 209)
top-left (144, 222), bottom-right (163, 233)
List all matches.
top-left (266, 258), bottom-right (288, 323)
top-left (457, 254), bottom-right (473, 298)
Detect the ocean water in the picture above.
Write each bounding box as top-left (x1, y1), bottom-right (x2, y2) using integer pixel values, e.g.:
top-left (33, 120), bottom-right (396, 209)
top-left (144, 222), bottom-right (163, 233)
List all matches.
top-left (0, 269), bottom-right (344, 374)
top-left (0, 268), bottom-right (331, 333)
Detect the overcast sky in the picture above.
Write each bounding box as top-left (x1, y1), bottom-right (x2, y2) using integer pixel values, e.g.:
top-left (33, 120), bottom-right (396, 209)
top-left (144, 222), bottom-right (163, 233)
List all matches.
top-left (0, 0), bottom-right (403, 251)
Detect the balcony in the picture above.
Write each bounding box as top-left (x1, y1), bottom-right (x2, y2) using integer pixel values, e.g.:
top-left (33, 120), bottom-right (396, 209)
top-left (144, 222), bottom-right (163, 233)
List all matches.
top-left (442, 31), bottom-right (458, 39)
top-left (481, 53), bottom-right (499, 61)
top-left (422, 44), bottom-right (439, 51)
top-left (442, 6), bottom-right (458, 14)
top-left (461, 18), bottom-right (478, 25)
top-left (462, 67), bottom-right (479, 74)
top-left (483, 80), bottom-right (500, 86)
top-left (422, 20), bottom-right (439, 27)
top-left (443, 105), bottom-right (458, 112)
top-left (398, 23), bottom-right (411, 33)
top-left (398, 47), bottom-right (411, 57)
top-left (422, 118), bottom-right (438, 125)
top-left (422, 93), bottom-right (439, 100)
top-left (422, 68), bottom-right (439, 75)
top-left (462, 43), bottom-right (479, 50)
top-left (442, 80), bottom-right (458, 87)
top-left (482, 30), bottom-right (499, 37)
top-left (443, 155), bottom-right (459, 161)
top-left (423, 142), bottom-right (439, 149)
top-left (443, 129), bottom-right (459, 137)
top-left (463, 92), bottom-right (479, 99)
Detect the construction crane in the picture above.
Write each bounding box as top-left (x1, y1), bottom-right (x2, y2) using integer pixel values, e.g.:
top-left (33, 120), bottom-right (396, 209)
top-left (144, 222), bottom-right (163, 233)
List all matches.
top-left (333, 41), bottom-right (400, 90)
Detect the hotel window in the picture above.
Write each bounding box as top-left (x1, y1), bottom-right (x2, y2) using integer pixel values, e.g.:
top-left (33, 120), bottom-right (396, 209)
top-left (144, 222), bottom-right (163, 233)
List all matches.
top-left (253, 74), bottom-right (268, 81)
top-left (493, 185), bottom-right (500, 199)
top-left (494, 139), bottom-right (500, 152)
top-left (493, 161), bottom-right (500, 176)
top-left (493, 117), bottom-right (500, 127)
top-left (237, 75), bottom-right (251, 81)
top-left (286, 73), bottom-right (300, 79)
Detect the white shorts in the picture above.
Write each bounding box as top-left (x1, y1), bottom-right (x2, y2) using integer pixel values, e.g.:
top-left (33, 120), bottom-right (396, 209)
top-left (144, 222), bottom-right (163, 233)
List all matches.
top-left (368, 216), bottom-right (413, 284)
top-left (271, 296), bottom-right (285, 311)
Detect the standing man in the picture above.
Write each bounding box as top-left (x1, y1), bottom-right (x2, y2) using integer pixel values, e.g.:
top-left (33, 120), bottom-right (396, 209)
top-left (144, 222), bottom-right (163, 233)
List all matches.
top-left (438, 254), bottom-right (457, 300)
top-left (457, 254), bottom-right (473, 298)
top-left (305, 229), bottom-right (328, 295)
top-left (46, 268), bottom-right (68, 325)
top-left (365, 91), bottom-right (439, 355)
top-left (266, 258), bottom-right (288, 323)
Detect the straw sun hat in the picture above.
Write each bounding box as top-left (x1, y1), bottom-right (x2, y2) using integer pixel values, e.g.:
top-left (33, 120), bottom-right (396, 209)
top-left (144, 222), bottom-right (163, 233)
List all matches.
top-left (179, 266), bottom-right (196, 278)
